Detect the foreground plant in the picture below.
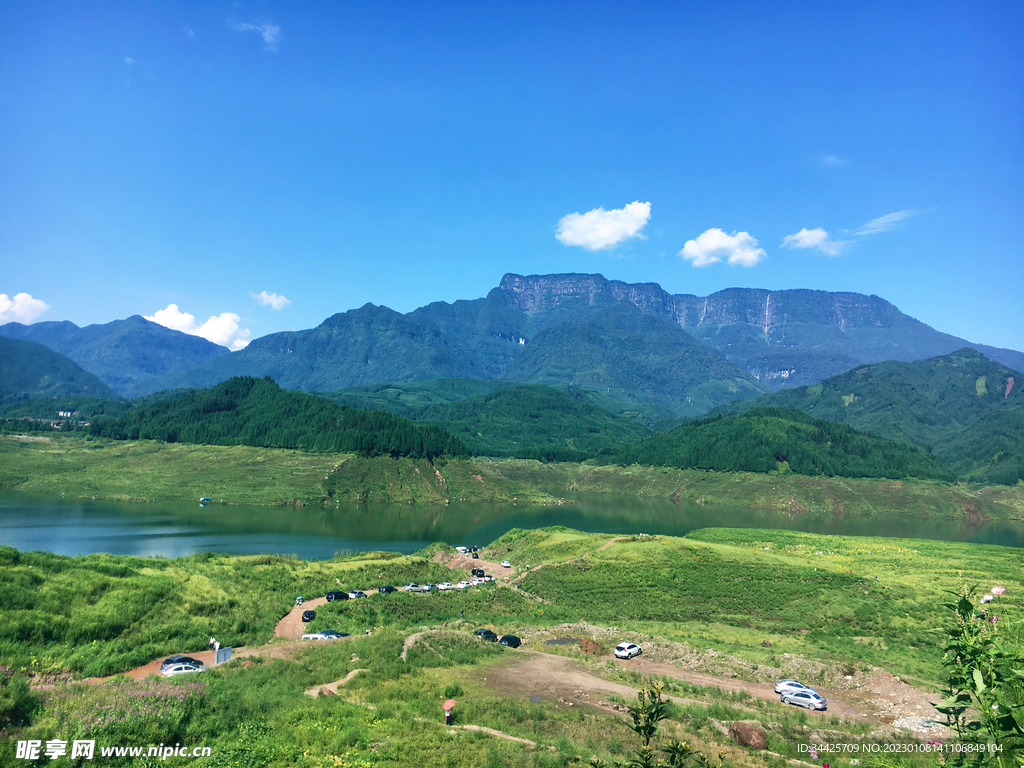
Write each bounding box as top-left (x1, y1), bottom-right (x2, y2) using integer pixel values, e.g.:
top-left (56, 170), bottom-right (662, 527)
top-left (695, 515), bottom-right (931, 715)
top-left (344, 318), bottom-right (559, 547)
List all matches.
top-left (589, 682), bottom-right (713, 768)
top-left (935, 585), bottom-right (1024, 767)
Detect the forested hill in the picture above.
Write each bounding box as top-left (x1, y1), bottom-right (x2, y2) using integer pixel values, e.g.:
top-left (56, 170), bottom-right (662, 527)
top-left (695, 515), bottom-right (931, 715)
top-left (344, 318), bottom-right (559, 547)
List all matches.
top-left (88, 377), bottom-right (468, 459)
top-left (593, 407), bottom-right (956, 482)
top-left (0, 337), bottom-right (117, 404)
top-left (711, 348), bottom-right (1024, 484)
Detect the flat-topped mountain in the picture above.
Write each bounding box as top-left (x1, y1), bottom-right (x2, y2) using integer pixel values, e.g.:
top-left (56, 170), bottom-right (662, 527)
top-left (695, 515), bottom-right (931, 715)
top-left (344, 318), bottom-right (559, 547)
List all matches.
top-left (496, 273), bottom-right (1024, 386)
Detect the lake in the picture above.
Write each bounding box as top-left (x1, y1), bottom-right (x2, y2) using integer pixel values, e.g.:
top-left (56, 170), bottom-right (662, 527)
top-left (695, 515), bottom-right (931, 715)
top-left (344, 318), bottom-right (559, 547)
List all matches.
top-left (2, 489), bottom-right (1022, 558)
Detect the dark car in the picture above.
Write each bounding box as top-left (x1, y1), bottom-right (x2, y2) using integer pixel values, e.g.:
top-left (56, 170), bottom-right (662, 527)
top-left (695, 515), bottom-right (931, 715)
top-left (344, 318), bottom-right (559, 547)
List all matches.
top-left (471, 552), bottom-right (479, 559)
top-left (301, 610), bottom-right (316, 622)
top-left (479, 630), bottom-right (498, 642)
top-left (378, 585), bottom-right (397, 594)
top-left (161, 655), bottom-right (202, 670)
top-left (499, 635), bottom-right (521, 648)
top-left (326, 590), bottom-right (348, 602)
top-left (471, 568), bottom-right (485, 578)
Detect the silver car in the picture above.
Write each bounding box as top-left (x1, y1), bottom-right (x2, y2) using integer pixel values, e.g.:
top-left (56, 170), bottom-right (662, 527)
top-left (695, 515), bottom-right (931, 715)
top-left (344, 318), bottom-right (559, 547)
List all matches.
top-left (782, 690), bottom-right (827, 710)
top-left (161, 662), bottom-right (208, 677)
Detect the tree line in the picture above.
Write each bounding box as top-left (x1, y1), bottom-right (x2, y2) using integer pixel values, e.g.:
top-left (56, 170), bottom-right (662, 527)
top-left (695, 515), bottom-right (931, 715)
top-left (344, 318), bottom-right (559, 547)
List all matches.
top-left (593, 406), bottom-right (957, 481)
top-left (88, 376), bottom-right (468, 460)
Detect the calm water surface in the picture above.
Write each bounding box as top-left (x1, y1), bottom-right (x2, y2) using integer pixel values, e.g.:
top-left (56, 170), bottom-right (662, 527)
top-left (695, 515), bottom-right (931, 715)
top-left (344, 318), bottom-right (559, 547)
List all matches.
top-left (1, 489), bottom-right (1021, 558)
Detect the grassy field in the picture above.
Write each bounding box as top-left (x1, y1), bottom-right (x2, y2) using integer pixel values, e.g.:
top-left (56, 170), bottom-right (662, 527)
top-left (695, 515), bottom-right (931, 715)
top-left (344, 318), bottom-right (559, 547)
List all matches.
top-left (483, 458), bottom-right (1024, 520)
top-left (2, 527), bottom-right (1021, 766)
top-left (3, 435), bottom-right (1024, 521)
top-left (0, 436), bottom-right (553, 507)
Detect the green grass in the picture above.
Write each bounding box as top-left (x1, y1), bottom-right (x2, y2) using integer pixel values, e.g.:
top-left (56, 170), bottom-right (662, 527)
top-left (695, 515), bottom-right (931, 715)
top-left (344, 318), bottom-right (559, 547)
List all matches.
top-left (0, 436), bottom-right (555, 506)
top-left (484, 459), bottom-right (1024, 520)
top-left (3, 527), bottom-right (1020, 766)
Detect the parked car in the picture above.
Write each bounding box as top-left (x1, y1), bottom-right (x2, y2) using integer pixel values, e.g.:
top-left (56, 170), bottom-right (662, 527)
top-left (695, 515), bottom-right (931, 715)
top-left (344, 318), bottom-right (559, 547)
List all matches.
top-left (774, 680), bottom-right (818, 696)
top-left (782, 691), bottom-right (827, 710)
top-left (473, 628), bottom-right (495, 637)
top-left (471, 568), bottom-right (485, 577)
top-left (348, 590), bottom-right (367, 599)
top-left (161, 662), bottom-right (207, 677)
top-left (614, 642), bottom-right (642, 659)
top-left (470, 578), bottom-right (483, 586)
top-left (437, 582), bottom-right (455, 590)
top-left (481, 575), bottom-right (494, 582)
top-left (456, 581), bottom-right (472, 589)
top-left (301, 610), bottom-right (316, 622)
top-left (499, 635), bottom-right (521, 648)
top-left (423, 583), bottom-right (438, 591)
top-left (303, 630), bottom-right (351, 640)
top-left (478, 630), bottom-right (498, 642)
top-left (403, 583), bottom-right (426, 592)
top-left (500, 561), bottom-right (511, 568)
top-left (161, 655), bottom-right (202, 670)
top-left (326, 590), bottom-right (348, 602)
top-left (471, 552), bottom-right (479, 559)
top-left (378, 585), bottom-right (397, 594)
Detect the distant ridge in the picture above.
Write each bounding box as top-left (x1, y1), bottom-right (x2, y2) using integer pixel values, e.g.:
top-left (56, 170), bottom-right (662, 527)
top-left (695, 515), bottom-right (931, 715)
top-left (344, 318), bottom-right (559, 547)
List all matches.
top-left (0, 316), bottom-right (229, 395)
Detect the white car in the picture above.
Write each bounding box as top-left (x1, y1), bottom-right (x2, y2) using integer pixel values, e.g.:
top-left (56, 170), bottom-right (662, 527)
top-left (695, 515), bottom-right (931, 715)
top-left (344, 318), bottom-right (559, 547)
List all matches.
top-left (303, 630), bottom-right (350, 640)
top-left (470, 578), bottom-right (483, 586)
top-left (614, 642), bottom-right (642, 660)
top-left (500, 561), bottom-right (512, 568)
top-left (161, 662), bottom-right (208, 676)
top-left (774, 680), bottom-right (818, 696)
top-left (456, 581), bottom-right (472, 589)
top-left (437, 582), bottom-right (455, 591)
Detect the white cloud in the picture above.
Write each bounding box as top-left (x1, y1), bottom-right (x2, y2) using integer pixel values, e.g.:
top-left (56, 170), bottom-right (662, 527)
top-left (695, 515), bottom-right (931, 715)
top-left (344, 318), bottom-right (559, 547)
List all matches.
top-left (679, 228), bottom-right (765, 268)
top-left (0, 293), bottom-right (50, 325)
top-left (781, 227), bottom-right (850, 256)
top-left (232, 21), bottom-right (280, 52)
top-left (556, 201), bottom-right (651, 251)
top-left (854, 210), bottom-right (920, 236)
top-left (820, 154), bottom-right (846, 168)
top-left (145, 304), bottom-right (251, 351)
top-left (251, 290), bottom-right (291, 310)
top-left (124, 56), bottom-right (135, 66)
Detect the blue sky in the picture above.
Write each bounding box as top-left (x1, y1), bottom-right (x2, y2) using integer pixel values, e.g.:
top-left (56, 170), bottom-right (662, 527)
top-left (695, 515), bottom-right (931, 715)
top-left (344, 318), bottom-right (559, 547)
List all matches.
top-left (2, 1), bottom-right (1022, 352)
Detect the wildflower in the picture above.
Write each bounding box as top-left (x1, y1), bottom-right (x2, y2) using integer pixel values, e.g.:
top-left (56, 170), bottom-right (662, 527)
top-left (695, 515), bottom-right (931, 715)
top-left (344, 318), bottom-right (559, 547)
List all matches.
top-left (991, 586), bottom-right (1005, 595)
top-left (980, 594), bottom-right (993, 603)
top-left (989, 615), bottom-right (999, 623)
top-left (992, 704), bottom-right (999, 710)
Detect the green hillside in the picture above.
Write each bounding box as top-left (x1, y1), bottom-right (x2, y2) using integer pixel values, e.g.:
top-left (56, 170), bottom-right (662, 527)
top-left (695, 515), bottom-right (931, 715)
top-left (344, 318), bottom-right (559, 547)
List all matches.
top-left (416, 384), bottom-right (654, 460)
top-left (323, 378), bottom-right (517, 418)
top-left (88, 376), bottom-right (468, 460)
top-left (713, 348), bottom-right (1024, 483)
top-left (0, 337), bottom-right (117, 404)
top-left (504, 301), bottom-right (765, 417)
top-left (593, 406), bottom-right (957, 481)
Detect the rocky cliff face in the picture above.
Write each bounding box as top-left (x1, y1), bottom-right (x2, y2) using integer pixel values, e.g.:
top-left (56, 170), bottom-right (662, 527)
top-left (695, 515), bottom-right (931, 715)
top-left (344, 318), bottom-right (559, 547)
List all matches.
top-left (496, 273), bottom-right (1024, 389)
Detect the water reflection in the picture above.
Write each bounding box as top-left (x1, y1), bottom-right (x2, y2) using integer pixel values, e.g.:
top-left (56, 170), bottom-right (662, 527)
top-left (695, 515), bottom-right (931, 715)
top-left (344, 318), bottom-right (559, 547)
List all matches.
top-left (0, 489), bottom-right (1021, 559)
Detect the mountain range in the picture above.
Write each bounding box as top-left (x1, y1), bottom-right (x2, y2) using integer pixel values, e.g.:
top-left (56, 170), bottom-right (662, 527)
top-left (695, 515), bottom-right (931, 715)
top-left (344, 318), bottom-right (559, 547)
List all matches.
top-left (3, 273), bottom-right (1023, 421)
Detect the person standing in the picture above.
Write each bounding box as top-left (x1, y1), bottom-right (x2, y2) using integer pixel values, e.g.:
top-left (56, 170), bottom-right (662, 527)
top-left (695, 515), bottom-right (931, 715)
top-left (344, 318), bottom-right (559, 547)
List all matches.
top-left (209, 636), bottom-right (215, 651)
